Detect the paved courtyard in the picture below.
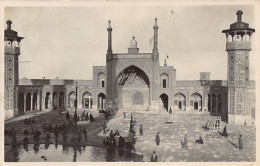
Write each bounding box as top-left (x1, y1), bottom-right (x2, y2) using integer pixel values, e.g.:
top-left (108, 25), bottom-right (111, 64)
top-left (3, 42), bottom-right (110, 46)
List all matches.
top-left (5, 109), bottom-right (255, 162)
top-left (103, 110), bottom-right (256, 162)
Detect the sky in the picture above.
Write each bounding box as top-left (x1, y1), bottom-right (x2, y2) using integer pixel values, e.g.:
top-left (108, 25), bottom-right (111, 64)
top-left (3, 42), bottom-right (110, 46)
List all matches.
top-left (4, 5), bottom-right (256, 80)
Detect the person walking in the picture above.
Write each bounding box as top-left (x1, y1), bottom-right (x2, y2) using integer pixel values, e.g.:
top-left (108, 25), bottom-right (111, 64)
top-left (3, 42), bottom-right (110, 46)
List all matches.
top-left (150, 151), bottom-right (158, 162)
top-left (181, 134), bottom-right (188, 149)
top-left (155, 132), bottom-right (160, 146)
top-left (238, 135), bottom-right (243, 150)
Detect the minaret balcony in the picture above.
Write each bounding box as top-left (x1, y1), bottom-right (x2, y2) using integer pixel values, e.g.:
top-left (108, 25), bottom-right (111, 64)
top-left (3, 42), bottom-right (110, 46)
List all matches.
top-left (5, 46), bottom-right (20, 55)
top-left (226, 41), bottom-right (251, 51)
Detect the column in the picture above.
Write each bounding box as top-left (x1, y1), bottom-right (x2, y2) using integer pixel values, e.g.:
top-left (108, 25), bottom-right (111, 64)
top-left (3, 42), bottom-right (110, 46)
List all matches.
top-left (31, 93), bottom-right (33, 111)
top-left (24, 94), bottom-right (26, 112)
top-left (99, 97), bottom-right (102, 109)
top-left (37, 93), bottom-right (40, 110)
top-left (102, 99), bottom-right (106, 109)
top-left (216, 97), bottom-right (218, 113)
top-left (49, 94), bottom-right (52, 108)
top-left (88, 97), bottom-right (91, 108)
top-left (57, 94), bottom-right (60, 109)
top-left (210, 95), bottom-right (213, 113)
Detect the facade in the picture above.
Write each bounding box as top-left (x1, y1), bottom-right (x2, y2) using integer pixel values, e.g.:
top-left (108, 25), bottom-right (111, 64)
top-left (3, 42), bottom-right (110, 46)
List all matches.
top-left (4, 11), bottom-right (255, 125)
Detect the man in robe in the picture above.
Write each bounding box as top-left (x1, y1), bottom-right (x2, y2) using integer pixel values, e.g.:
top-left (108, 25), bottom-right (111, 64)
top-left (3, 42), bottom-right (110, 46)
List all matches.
top-left (222, 125), bottom-right (229, 137)
top-left (150, 151), bottom-right (158, 162)
top-left (181, 134), bottom-right (188, 149)
top-left (238, 135), bottom-right (243, 150)
top-left (155, 132), bottom-right (160, 146)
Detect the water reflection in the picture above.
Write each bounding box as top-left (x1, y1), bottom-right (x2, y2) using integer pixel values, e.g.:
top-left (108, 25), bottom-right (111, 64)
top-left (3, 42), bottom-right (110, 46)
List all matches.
top-left (5, 144), bottom-right (143, 162)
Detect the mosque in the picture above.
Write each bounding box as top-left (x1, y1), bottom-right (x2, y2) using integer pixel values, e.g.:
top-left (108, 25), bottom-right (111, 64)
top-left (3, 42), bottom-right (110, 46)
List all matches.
top-left (4, 10), bottom-right (255, 125)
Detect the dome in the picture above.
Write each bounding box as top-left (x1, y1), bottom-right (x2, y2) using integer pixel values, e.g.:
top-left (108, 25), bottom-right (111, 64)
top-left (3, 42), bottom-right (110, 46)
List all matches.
top-left (129, 35), bottom-right (137, 48)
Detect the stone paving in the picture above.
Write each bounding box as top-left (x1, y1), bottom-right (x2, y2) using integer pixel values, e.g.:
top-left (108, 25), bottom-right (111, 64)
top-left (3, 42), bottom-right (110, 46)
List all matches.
top-left (102, 110), bottom-right (256, 162)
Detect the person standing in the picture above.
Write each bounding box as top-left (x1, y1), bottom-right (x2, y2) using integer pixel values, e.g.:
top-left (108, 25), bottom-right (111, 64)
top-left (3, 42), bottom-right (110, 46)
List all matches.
top-left (181, 134), bottom-right (188, 149)
top-left (103, 122), bottom-right (107, 134)
top-left (238, 135), bottom-right (243, 150)
top-left (11, 128), bottom-right (17, 144)
top-left (139, 125), bottom-right (143, 135)
top-left (169, 107), bottom-right (172, 114)
top-left (83, 127), bottom-right (87, 142)
top-left (85, 112), bottom-right (89, 121)
top-left (155, 132), bottom-right (160, 146)
top-left (222, 125), bottom-right (229, 137)
top-left (150, 151), bottom-right (158, 162)
top-left (66, 111), bottom-right (70, 120)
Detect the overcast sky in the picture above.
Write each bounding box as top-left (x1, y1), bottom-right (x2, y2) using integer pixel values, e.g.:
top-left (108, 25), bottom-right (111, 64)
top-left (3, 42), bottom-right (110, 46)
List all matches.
top-left (5, 5), bottom-right (256, 80)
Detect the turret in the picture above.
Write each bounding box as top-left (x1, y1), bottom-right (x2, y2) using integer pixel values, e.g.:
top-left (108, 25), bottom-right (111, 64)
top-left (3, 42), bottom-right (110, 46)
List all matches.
top-left (222, 10), bottom-right (255, 51)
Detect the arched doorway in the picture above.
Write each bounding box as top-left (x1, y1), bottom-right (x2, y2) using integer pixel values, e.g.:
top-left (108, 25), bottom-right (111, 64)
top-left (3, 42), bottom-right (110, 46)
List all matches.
top-left (98, 93), bottom-right (106, 110)
top-left (82, 91), bottom-right (92, 109)
top-left (160, 93), bottom-right (168, 111)
top-left (26, 93), bottom-right (31, 111)
top-left (59, 92), bottom-right (64, 109)
top-left (18, 93), bottom-right (24, 115)
top-left (45, 92), bottom-right (50, 109)
top-left (190, 93), bottom-right (202, 111)
top-left (68, 91), bottom-right (76, 108)
top-left (53, 92), bottom-right (58, 109)
top-left (174, 93), bottom-right (186, 111)
top-left (117, 65), bottom-right (150, 110)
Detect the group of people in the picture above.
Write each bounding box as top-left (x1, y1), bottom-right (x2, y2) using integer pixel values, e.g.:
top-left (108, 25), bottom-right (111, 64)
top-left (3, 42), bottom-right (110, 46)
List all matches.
top-left (24, 118), bottom-right (36, 125)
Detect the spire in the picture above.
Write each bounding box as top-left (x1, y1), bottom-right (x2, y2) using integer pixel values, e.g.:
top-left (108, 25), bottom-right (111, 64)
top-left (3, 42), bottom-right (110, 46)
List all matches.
top-left (6, 20), bottom-right (12, 29)
top-left (107, 20), bottom-right (113, 54)
top-left (107, 20), bottom-right (112, 31)
top-left (164, 55), bottom-right (168, 66)
top-left (153, 18), bottom-right (158, 29)
top-left (236, 10), bottom-right (243, 22)
top-left (153, 18), bottom-right (159, 53)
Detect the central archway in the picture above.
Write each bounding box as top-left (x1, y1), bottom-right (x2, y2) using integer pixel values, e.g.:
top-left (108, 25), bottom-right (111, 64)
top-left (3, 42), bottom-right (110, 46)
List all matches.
top-left (116, 65), bottom-right (150, 110)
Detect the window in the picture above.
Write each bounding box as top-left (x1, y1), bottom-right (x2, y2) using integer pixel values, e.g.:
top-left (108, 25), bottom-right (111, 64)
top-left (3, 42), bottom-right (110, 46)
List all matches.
top-left (102, 80), bottom-right (105, 88)
top-left (163, 79), bottom-right (166, 88)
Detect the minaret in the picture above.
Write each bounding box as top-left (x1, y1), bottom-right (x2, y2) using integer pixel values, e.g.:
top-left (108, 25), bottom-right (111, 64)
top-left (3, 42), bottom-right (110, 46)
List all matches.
top-left (106, 20), bottom-right (114, 111)
top-left (107, 20), bottom-right (113, 55)
top-left (222, 10), bottom-right (255, 125)
top-left (4, 20), bottom-right (24, 119)
top-left (153, 18), bottom-right (159, 55)
top-left (150, 18), bottom-right (160, 111)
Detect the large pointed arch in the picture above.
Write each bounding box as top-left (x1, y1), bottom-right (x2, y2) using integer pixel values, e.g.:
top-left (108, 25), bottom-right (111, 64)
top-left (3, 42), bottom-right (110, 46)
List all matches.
top-left (117, 65), bottom-right (150, 87)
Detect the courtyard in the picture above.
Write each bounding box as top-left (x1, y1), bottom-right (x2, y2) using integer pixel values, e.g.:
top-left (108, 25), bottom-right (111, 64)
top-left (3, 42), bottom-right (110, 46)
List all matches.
top-left (4, 109), bottom-right (255, 162)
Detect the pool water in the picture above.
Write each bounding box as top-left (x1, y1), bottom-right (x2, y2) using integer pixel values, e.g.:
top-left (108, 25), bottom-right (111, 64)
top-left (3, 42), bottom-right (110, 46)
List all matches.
top-left (5, 144), bottom-right (143, 162)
